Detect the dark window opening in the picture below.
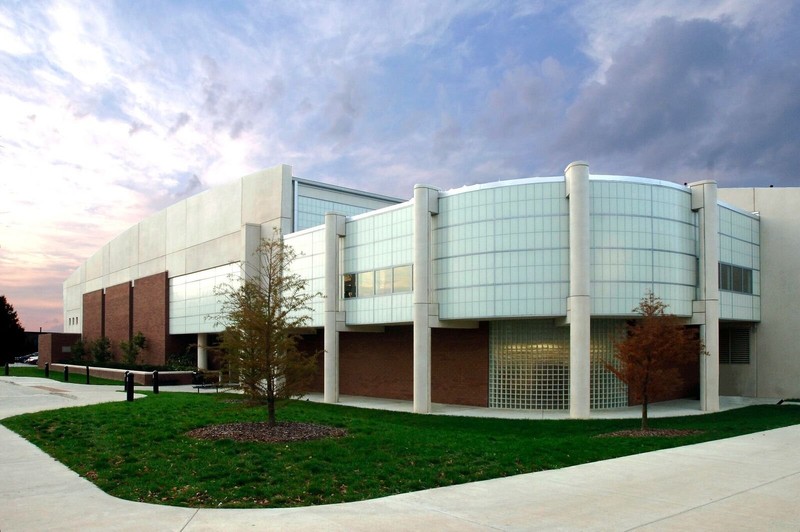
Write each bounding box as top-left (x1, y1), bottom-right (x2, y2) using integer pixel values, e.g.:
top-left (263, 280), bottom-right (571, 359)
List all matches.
top-left (343, 273), bottom-right (356, 299)
top-left (719, 263), bottom-right (753, 294)
top-left (720, 327), bottom-right (750, 364)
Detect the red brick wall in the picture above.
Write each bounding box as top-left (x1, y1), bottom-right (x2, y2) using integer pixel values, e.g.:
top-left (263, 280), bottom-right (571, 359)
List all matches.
top-left (82, 290), bottom-right (104, 342)
top-left (432, 324), bottom-right (489, 407)
top-left (132, 272), bottom-right (171, 366)
top-left (303, 324), bottom-right (490, 407)
top-left (340, 326), bottom-right (414, 400)
top-left (104, 282), bottom-right (132, 361)
top-left (37, 333), bottom-right (81, 367)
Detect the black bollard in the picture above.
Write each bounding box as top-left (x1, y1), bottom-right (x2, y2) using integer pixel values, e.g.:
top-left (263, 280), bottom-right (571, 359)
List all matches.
top-left (86, 365), bottom-right (90, 384)
top-left (126, 372), bottom-right (134, 402)
top-left (44, 362), bottom-right (49, 378)
top-left (124, 371), bottom-right (130, 393)
top-left (64, 366), bottom-right (69, 383)
top-left (4, 363), bottom-right (8, 376)
top-left (152, 370), bottom-right (159, 394)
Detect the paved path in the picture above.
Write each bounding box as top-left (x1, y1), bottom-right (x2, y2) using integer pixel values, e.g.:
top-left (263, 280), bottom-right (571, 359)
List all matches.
top-left (2, 377), bottom-right (799, 531)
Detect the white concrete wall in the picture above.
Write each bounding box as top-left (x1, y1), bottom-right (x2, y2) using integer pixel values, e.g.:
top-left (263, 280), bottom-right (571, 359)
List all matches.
top-left (719, 187), bottom-right (800, 399)
top-left (63, 164), bottom-right (293, 334)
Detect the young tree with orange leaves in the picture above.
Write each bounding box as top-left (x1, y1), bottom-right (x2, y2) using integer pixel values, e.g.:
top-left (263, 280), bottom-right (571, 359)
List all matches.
top-left (607, 292), bottom-right (706, 430)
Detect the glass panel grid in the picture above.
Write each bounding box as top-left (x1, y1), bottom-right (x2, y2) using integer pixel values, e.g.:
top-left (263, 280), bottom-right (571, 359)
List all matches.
top-left (296, 195), bottom-right (377, 231)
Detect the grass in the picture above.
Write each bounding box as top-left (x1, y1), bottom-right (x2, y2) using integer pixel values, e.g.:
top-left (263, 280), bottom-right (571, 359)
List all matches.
top-left (3, 366), bottom-right (122, 386)
top-left (2, 392), bottom-right (799, 508)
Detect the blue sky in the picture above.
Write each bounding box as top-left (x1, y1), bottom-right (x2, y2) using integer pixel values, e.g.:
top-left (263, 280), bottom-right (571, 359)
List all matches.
top-left (1, 0), bottom-right (798, 331)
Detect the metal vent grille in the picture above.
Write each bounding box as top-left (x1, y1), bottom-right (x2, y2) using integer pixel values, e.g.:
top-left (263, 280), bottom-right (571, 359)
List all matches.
top-left (720, 327), bottom-right (751, 364)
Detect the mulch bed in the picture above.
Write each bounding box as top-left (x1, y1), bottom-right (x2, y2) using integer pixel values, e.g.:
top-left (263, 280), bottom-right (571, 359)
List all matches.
top-left (186, 422), bottom-right (348, 443)
top-left (595, 428), bottom-right (704, 438)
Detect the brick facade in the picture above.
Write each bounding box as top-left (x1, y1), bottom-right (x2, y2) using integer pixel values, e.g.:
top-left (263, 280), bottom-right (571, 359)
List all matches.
top-left (304, 324), bottom-right (490, 407)
top-left (432, 324), bottom-right (489, 407)
top-left (82, 289), bottom-right (104, 342)
top-left (37, 333), bottom-right (81, 367)
top-left (104, 282), bottom-right (132, 361)
top-left (78, 272), bottom-right (188, 367)
top-left (340, 326), bottom-right (414, 400)
top-left (132, 272), bottom-right (174, 366)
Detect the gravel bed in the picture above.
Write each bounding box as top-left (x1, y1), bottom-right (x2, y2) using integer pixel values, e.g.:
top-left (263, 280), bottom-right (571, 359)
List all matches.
top-left (595, 428), bottom-right (704, 438)
top-left (187, 422), bottom-right (347, 443)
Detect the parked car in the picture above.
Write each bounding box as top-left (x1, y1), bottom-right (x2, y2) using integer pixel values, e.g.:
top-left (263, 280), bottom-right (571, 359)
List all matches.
top-left (22, 352), bottom-right (38, 364)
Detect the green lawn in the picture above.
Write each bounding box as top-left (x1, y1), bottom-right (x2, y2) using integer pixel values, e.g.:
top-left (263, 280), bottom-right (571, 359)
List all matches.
top-left (3, 366), bottom-right (122, 386)
top-left (2, 392), bottom-right (798, 508)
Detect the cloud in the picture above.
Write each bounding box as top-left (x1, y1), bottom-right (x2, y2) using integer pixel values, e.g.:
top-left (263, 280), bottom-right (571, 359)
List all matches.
top-left (166, 112), bottom-right (191, 136)
top-left (550, 13), bottom-right (800, 185)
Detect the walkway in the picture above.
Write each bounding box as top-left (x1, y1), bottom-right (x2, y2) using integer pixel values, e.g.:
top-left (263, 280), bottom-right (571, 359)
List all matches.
top-left (1, 376), bottom-right (799, 531)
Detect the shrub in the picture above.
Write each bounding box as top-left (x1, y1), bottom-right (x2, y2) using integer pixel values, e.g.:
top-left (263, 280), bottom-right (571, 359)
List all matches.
top-left (120, 332), bottom-right (146, 366)
top-left (91, 337), bottom-right (112, 364)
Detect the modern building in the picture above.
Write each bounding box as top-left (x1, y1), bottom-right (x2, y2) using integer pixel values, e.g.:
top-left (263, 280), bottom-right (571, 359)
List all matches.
top-left (47, 161), bottom-right (800, 417)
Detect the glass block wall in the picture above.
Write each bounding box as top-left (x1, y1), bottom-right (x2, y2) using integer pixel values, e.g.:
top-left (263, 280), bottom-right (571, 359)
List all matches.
top-left (435, 179), bottom-right (569, 319)
top-left (589, 319), bottom-right (628, 409)
top-left (489, 319), bottom-right (627, 410)
top-left (590, 178), bottom-right (697, 316)
top-left (718, 205), bottom-right (760, 321)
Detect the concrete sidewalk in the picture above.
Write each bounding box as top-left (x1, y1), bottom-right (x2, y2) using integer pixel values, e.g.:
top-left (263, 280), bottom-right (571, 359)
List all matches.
top-left (1, 377), bottom-right (799, 531)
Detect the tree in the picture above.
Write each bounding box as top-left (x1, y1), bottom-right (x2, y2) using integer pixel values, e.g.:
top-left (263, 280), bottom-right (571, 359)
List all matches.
top-left (0, 295), bottom-right (26, 363)
top-left (607, 292), bottom-right (706, 430)
top-left (214, 232), bottom-right (319, 426)
top-left (120, 332), bottom-right (146, 366)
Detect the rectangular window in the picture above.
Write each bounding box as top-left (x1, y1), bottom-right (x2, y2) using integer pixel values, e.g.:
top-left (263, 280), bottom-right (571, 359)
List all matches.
top-left (357, 271), bottom-right (375, 297)
top-left (732, 266), bottom-right (743, 292)
top-left (393, 265), bottom-right (412, 292)
top-left (343, 274), bottom-right (357, 299)
top-left (719, 264), bottom-right (731, 291)
top-left (375, 268), bottom-right (392, 295)
top-left (718, 263), bottom-right (752, 294)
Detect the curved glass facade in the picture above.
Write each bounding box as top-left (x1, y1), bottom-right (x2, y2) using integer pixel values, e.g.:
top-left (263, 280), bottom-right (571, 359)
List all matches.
top-left (434, 180), bottom-right (569, 319)
top-left (590, 178), bottom-right (697, 316)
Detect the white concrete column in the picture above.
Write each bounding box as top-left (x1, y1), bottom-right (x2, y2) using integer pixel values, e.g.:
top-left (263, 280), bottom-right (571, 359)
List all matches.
top-left (324, 212), bottom-right (346, 404)
top-left (690, 180), bottom-right (720, 412)
top-left (197, 333), bottom-right (208, 370)
top-left (413, 184), bottom-right (439, 414)
top-left (565, 161), bottom-right (591, 419)
top-left (241, 223), bottom-right (262, 281)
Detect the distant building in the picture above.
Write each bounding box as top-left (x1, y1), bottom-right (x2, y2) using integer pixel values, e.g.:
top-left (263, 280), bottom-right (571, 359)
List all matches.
top-left (48, 161), bottom-right (799, 417)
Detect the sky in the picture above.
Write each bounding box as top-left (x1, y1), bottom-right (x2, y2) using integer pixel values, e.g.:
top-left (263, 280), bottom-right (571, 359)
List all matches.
top-left (1, 1), bottom-right (798, 332)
